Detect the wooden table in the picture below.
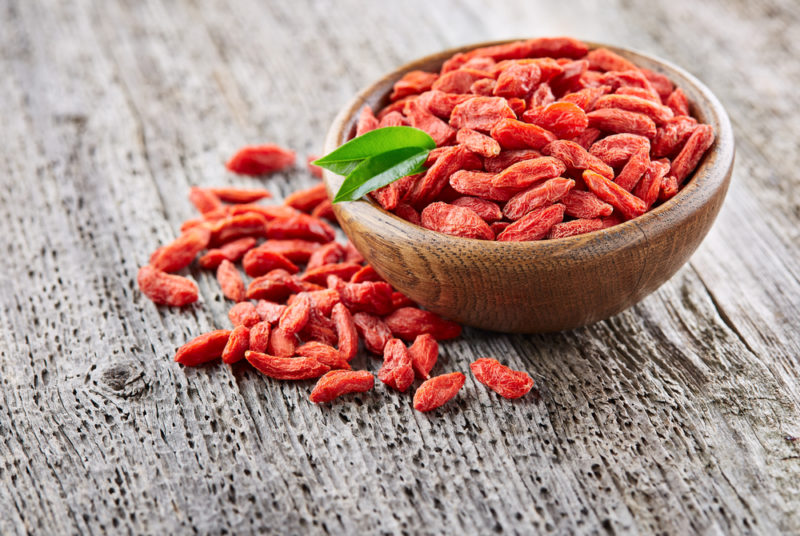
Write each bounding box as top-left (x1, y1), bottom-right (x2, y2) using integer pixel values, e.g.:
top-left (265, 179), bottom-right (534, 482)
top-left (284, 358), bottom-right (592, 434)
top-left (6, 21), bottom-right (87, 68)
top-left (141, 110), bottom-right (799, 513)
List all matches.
top-left (2, 1), bottom-right (798, 534)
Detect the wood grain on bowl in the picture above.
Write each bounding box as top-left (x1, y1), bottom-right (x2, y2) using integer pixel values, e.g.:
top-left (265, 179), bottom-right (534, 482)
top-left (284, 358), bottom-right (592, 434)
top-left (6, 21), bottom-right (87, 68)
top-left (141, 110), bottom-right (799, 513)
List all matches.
top-left (322, 41), bottom-right (735, 333)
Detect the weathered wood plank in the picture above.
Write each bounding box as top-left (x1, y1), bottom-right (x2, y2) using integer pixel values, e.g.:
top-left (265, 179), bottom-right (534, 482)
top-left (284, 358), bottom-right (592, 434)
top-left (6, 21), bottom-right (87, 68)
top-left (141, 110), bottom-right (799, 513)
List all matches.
top-left (1, 0), bottom-right (799, 534)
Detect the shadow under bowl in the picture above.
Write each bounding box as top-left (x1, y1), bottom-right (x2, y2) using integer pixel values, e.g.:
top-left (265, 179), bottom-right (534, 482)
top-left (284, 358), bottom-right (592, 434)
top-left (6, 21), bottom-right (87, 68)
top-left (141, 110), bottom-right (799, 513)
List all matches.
top-left (322, 40), bottom-right (735, 333)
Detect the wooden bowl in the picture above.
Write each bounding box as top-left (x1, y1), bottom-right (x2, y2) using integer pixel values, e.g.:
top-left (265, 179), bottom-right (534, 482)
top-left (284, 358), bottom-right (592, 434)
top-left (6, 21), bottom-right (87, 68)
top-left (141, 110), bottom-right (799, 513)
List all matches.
top-left (321, 40), bottom-right (735, 333)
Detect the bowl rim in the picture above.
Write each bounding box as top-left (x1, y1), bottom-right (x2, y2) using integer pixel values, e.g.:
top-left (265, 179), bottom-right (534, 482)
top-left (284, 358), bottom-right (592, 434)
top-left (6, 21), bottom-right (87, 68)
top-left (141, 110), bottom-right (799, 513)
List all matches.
top-left (322, 39), bottom-right (734, 255)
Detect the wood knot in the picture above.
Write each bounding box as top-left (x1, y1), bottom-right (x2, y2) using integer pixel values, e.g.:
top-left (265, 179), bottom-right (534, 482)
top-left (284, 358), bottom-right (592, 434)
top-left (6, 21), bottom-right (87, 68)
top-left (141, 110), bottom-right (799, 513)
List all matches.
top-left (100, 363), bottom-right (146, 398)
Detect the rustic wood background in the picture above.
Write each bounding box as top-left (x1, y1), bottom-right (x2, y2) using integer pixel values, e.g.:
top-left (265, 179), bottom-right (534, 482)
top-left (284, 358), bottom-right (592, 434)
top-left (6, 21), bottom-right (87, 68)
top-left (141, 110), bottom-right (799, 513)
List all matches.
top-left (1, 0), bottom-right (798, 534)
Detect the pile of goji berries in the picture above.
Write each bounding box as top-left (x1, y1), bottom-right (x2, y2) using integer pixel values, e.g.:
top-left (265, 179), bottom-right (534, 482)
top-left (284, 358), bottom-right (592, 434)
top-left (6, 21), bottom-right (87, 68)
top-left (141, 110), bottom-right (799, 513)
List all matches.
top-left (138, 144), bottom-right (535, 412)
top-left (364, 37), bottom-right (716, 241)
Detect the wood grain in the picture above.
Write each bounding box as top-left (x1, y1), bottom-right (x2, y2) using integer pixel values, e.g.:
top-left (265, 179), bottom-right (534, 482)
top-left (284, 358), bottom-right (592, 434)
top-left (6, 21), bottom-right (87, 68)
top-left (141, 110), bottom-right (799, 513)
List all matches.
top-left (323, 41), bottom-right (735, 333)
top-left (1, 0), bottom-right (799, 534)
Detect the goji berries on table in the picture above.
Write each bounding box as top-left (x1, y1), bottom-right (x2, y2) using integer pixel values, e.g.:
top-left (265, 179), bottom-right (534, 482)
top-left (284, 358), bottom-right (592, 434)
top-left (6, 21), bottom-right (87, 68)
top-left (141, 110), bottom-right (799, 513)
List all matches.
top-left (246, 351), bottom-right (330, 380)
top-left (378, 338), bottom-right (415, 392)
top-left (309, 370), bottom-right (374, 404)
top-left (226, 144), bottom-right (296, 176)
top-left (137, 265), bottom-right (198, 307)
top-left (470, 358), bottom-right (534, 399)
top-left (413, 372), bottom-right (466, 412)
top-left (175, 330), bottom-right (232, 366)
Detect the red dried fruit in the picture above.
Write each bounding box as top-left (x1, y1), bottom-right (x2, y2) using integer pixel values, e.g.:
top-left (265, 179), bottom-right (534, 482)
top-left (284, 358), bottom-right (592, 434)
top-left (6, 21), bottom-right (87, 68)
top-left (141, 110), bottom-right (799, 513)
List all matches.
top-left (490, 221), bottom-right (510, 235)
top-left (404, 98), bottom-right (456, 146)
top-left (490, 118), bottom-right (557, 150)
top-left (137, 265), bottom-right (198, 307)
top-left (641, 68), bottom-right (674, 100)
top-left (666, 87), bottom-right (690, 116)
top-left (301, 289), bottom-right (341, 316)
top-left (267, 327), bottom-right (297, 358)
top-left (343, 241), bottom-right (365, 264)
top-left (633, 158), bottom-right (671, 209)
top-left (256, 300), bottom-right (287, 324)
top-left (417, 90), bottom-right (474, 118)
top-left (409, 333), bottom-right (438, 380)
top-left (198, 237), bottom-right (257, 269)
top-left (208, 187), bottom-right (272, 203)
top-left (651, 116), bottom-right (698, 158)
top-left (384, 307), bottom-right (462, 341)
top-left (310, 199), bottom-right (336, 222)
top-left (599, 71), bottom-right (659, 100)
top-left (456, 128), bottom-right (501, 158)
top-left (450, 196), bottom-right (503, 223)
top-left (222, 325), bottom-right (250, 365)
top-left (309, 370), bottom-right (374, 403)
top-left (149, 226), bottom-right (211, 273)
top-left (246, 270), bottom-right (292, 302)
top-left (562, 190), bottom-right (614, 219)
top-left (582, 170), bottom-right (647, 221)
top-left (226, 144), bottom-right (295, 176)
top-left (586, 108), bottom-right (657, 139)
top-left (257, 239), bottom-right (320, 264)
top-left (352, 312), bottom-right (393, 355)
top-left (266, 213), bottom-right (336, 243)
top-left (390, 292), bottom-right (416, 310)
top-left (242, 248), bottom-right (299, 277)
top-left (527, 82), bottom-right (555, 108)
top-left (567, 127), bottom-right (602, 150)
top-left (356, 105), bottom-right (379, 137)
top-left (521, 101), bottom-right (588, 139)
top-left (542, 140), bottom-right (614, 180)
top-left (593, 94), bottom-right (674, 124)
top-left (278, 293), bottom-right (311, 336)
top-left (228, 203), bottom-right (300, 221)
top-left (332, 302), bottom-right (358, 361)
top-left (413, 372), bottom-right (465, 412)
top-left (391, 70), bottom-right (439, 101)
top-left (246, 351), bottom-right (329, 380)
top-left (503, 178), bottom-right (575, 221)
top-left (217, 259), bottom-right (246, 302)
top-left (469, 78), bottom-right (497, 96)
top-left (669, 124), bottom-right (715, 185)
top-left (188, 187), bottom-right (223, 214)
top-left (394, 203), bottom-right (421, 225)
top-left (449, 170), bottom-right (515, 202)
top-left (483, 149), bottom-right (541, 173)
top-left (406, 146), bottom-right (476, 207)
top-left (175, 330), bottom-right (231, 366)
top-left (209, 213), bottom-right (269, 245)
top-left (470, 358), bottom-right (534, 399)
top-left (493, 62), bottom-right (541, 98)
top-left (378, 338), bottom-right (415, 392)
top-left (615, 145), bottom-right (651, 192)
top-left (432, 68), bottom-right (493, 94)
top-left (330, 277), bottom-right (395, 316)
top-left (547, 218), bottom-right (606, 239)
top-left (550, 59), bottom-right (588, 95)
top-left (421, 202), bottom-right (494, 240)
top-left (300, 309), bottom-right (339, 347)
top-left (493, 156), bottom-right (566, 190)
top-left (306, 242), bottom-right (345, 270)
top-left (284, 183), bottom-right (329, 213)
top-left (449, 97), bottom-right (517, 132)
top-left (615, 86), bottom-right (662, 103)
top-left (560, 86), bottom-right (610, 111)
top-left (301, 262), bottom-right (363, 286)
top-left (660, 175), bottom-right (679, 201)
top-left (586, 48), bottom-right (638, 73)
top-left (506, 97), bottom-right (527, 116)
top-left (371, 174), bottom-right (415, 211)
top-left (296, 342), bottom-right (351, 370)
top-left (588, 134), bottom-right (651, 168)
top-left (228, 301), bottom-right (262, 327)
top-left (496, 203), bottom-right (565, 241)
top-left (248, 321), bottom-right (271, 353)
top-left (378, 111), bottom-right (406, 128)
top-left (350, 265), bottom-right (382, 283)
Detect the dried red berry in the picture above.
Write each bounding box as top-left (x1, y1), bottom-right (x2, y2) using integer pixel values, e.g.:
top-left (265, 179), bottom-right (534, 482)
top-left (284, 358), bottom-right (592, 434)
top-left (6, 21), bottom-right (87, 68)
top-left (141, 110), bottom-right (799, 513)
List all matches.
top-left (470, 358), bottom-right (534, 399)
top-left (226, 144), bottom-right (295, 176)
top-left (217, 259), bottom-right (246, 302)
top-left (246, 351), bottom-right (329, 380)
top-left (378, 339), bottom-right (415, 392)
top-left (408, 333), bottom-right (438, 380)
top-left (175, 330), bottom-right (231, 366)
top-left (222, 325), bottom-right (250, 364)
top-left (309, 370), bottom-right (374, 404)
top-left (137, 265), bottom-right (198, 307)
top-left (413, 372), bottom-right (465, 412)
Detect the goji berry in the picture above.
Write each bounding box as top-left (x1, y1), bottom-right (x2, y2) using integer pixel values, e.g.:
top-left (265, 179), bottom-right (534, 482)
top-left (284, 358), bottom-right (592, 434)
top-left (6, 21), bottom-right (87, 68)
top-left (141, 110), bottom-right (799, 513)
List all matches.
top-left (483, 149), bottom-right (541, 173)
top-left (432, 68), bottom-right (493, 94)
top-left (175, 330), bottom-right (231, 366)
top-left (246, 271), bottom-right (292, 302)
top-left (300, 309), bottom-right (339, 347)
top-left (496, 203), bottom-right (565, 241)
top-left (296, 342), bottom-right (351, 370)
top-left (586, 48), bottom-right (638, 72)
top-left (547, 217), bottom-right (606, 239)
top-left (651, 116), bottom-right (698, 158)
top-left (208, 187), bottom-right (272, 203)
top-left (266, 213), bottom-right (335, 243)
top-left (355, 105), bottom-right (379, 137)
top-left (383, 307), bottom-right (462, 341)
top-left (343, 241), bottom-right (365, 264)
top-left (640, 68), bottom-right (674, 100)
top-left (246, 351), bottom-right (329, 380)
top-left (306, 242), bottom-right (345, 270)
top-left (352, 312), bottom-right (392, 355)
top-left (633, 158), bottom-right (671, 209)
top-left (666, 87), bottom-right (690, 116)
top-left (417, 90), bottom-right (473, 118)
top-left (222, 325), bottom-right (250, 364)
top-left (394, 203), bottom-right (421, 226)
top-left (527, 82), bottom-right (555, 108)
top-left (560, 86), bottom-right (610, 111)
top-left (470, 358), bottom-right (534, 399)
top-left (413, 372), bottom-right (465, 412)
top-left (248, 321), bottom-right (271, 353)
top-left (587, 108), bottom-right (657, 139)
top-left (217, 259), bottom-right (246, 302)
top-left (521, 101), bottom-right (588, 139)
top-left (668, 124), bottom-right (715, 185)
top-left (310, 199), bottom-right (336, 223)
top-left (257, 239), bottom-right (320, 264)
top-left (188, 187), bottom-right (223, 214)
top-left (267, 327), bottom-right (297, 358)
top-left (404, 98), bottom-right (456, 146)
top-left (492, 156), bottom-right (566, 190)
top-left (450, 196), bottom-right (503, 223)
top-left (562, 190), bottom-right (614, 219)
top-left (390, 291), bottom-right (416, 310)
top-left (378, 111), bottom-right (406, 128)
top-left (406, 146), bottom-right (477, 207)
top-left (209, 213), bottom-right (269, 245)
top-left (490, 118), bottom-right (557, 150)
top-left (409, 333), bottom-right (438, 380)
top-left (391, 70), bottom-right (439, 101)
top-left (456, 128), bottom-right (501, 158)
top-left (301, 262), bottom-right (363, 286)
top-left (542, 139), bottom-right (614, 180)
top-left (582, 170), bottom-right (647, 221)
top-left (469, 78), bottom-right (497, 96)
top-left (226, 144), bottom-right (296, 176)
top-left (449, 170), bottom-right (516, 202)
top-left (378, 338), bottom-right (415, 392)
top-left (228, 301), bottom-right (261, 327)
top-left (420, 202), bottom-right (494, 240)
top-left (332, 302), bottom-right (358, 362)
top-left (149, 226), bottom-right (211, 273)
top-left (493, 62), bottom-right (541, 98)
top-left (137, 265), bottom-right (198, 307)
top-left (449, 97), bottom-right (517, 132)
top-left (256, 299), bottom-right (287, 324)
top-left (242, 248), bottom-right (299, 277)
top-left (284, 183), bottom-right (329, 213)
top-left (502, 178), bottom-right (575, 221)
top-left (307, 155), bottom-right (323, 179)
top-left (198, 237), bottom-right (257, 269)
top-left (614, 146), bottom-right (650, 192)
top-left (593, 94), bottom-right (674, 124)
top-left (588, 133), bottom-right (651, 168)
top-left (309, 370), bottom-right (374, 403)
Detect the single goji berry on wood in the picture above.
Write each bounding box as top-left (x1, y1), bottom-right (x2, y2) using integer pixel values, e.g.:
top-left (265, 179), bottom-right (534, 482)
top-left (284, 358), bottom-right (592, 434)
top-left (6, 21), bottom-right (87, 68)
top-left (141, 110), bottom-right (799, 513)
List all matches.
top-left (284, 183), bottom-right (329, 213)
top-left (296, 342), bottom-right (351, 370)
top-left (391, 70), bottom-right (439, 101)
top-left (384, 307), bottom-right (462, 341)
top-left (587, 108), bottom-right (657, 139)
top-left (222, 325), bottom-right (250, 364)
top-left (306, 242), bottom-right (345, 271)
top-left (492, 156), bottom-right (566, 190)
top-left (242, 248), bottom-right (299, 277)
top-left (490, 118), bottom-right (557, 150)
top-left (309, 370), bottom-right (374, 403)
top-left (217, 259), bottom-right (246, 302)
top-left (547, 218), bottom-right (606, 239)
top-left (246, 271), bottom-right (292, 302)
top-left (300, 309), bottom-right (339, 347)
top-left (378, 338), bottom-right (415, 392)
top-left (421, 202), bottom-right (494, 240)
top-left (496, 203), bottom-right (565, 241)
top-left (502, 178), bottom-right (575, 221)
top-left (449, 96), bottom-right (517, 132)
top-left (248, 321), bottom-right (272, 354)
top-left (246, 351), bottom-right (329, 380)
top-left (198, 237), bottom-right (257, 269)
top-left (209, 213), bottom-right (269, 245)
top-left (226, 144), bottom-right (296, 176)
top-left (582, 170), bottom-right (647, 221)
top-left (208, 187), bottom-right (272, 203)
top-left (267, 327), bottom-right (297, 358)
top-left (470, 358), bottom-right (534, 399)
top-left (542, 139), bottom-right (614, 180)
top-left (562, 190), bottom-right (614, 219)
top-left (150, 226), bottom-right (211, 273)
top-left (188, 187), bottom-right (223, 215)
top-left (137, 265), bottom-right (198, 307)
top-left (669, 124), bottom-right (715, 185)
top-left (175, 330), bottom-right (232, 366)
top-left (409, 333), bottom-right (438, 380)
top-left (278, 293), bottom-right (311, 336)
top-left (413, 372), bottom-right (465, 412)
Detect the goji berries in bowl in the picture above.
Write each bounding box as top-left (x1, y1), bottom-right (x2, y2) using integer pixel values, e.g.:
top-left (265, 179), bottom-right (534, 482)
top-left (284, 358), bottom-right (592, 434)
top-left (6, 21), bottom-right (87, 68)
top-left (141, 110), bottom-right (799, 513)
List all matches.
top-left (322, 38), bottom-right (734, 333)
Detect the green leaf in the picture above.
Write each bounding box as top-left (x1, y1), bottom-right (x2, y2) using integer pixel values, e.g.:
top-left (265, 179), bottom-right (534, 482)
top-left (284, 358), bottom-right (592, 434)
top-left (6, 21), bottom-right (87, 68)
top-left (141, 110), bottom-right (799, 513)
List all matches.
top-left (332, 146), bottom-right (429, 203)
top-left (313, 126), bottom-right (435, 174)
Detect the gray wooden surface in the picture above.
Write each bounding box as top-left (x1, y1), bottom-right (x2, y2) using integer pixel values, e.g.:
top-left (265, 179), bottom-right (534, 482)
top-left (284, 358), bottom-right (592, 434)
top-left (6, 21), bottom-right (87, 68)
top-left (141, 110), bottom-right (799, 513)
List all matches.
top-left (1, 0), bottom-right (799, 534)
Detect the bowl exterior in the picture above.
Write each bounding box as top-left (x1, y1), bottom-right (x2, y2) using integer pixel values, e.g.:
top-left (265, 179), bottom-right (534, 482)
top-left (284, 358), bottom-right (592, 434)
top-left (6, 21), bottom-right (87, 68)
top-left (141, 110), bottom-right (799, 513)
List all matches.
top-left (323, 41), bottom-right (734, 333)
